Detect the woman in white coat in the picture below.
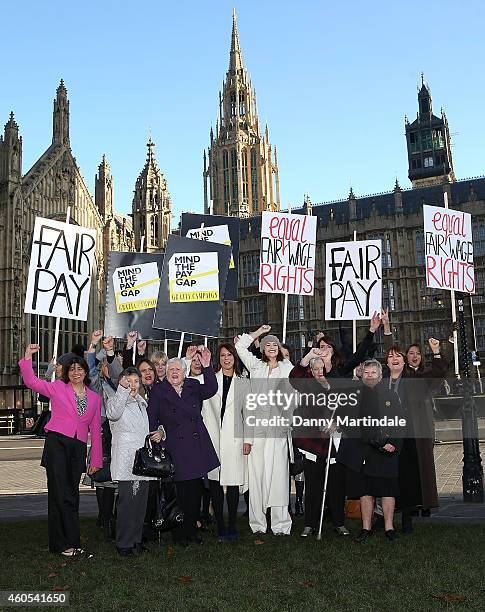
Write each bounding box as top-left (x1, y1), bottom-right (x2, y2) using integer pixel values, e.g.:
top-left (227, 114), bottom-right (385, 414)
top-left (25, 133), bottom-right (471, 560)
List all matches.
top-left (202, 343), bottom-right (248, 542)
top-left (235, 325), bottom-right (294, 536)
top-left (107, 366), bottom-right (162, 556)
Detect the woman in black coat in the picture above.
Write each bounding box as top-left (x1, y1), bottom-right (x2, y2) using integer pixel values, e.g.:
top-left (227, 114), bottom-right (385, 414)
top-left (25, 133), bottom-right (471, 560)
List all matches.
top-left (339, 360), bottom-right (405, 543)
top-left (383, 338), bottom-right (446, 533)
top-left (147, 348), bottom-right (219, 545)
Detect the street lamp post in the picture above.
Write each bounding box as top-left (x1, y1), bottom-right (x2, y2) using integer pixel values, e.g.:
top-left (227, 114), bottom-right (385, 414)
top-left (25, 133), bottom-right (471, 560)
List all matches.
top-left (457, 294), bottom-right (484, 502)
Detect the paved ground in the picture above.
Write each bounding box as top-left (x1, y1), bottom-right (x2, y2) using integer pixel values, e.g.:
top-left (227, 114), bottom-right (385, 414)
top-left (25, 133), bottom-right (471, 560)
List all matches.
top-left (0, 436), bottom-right (484, 522)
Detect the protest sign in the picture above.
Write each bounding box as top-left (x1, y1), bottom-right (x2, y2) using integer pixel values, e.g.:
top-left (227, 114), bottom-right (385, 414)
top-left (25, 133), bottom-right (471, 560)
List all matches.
top-left (104, 252), bottom-right (185, 342)
top-left (181, 213), bottom-right (240, 300)
top-left (423, 205), bottom-right (475, 294)
top-left (114, 262), bottom-right (160, 313)
top-left (259, 211), bottom-right (317, 295)
top-left (153, 235), bottom-right (231, 337)
top-left (169, 252), bottom-right (219, 302)
top-left (325, 240), bottom-right (382, 320)
top-left (24, 217), bottom-right (96, 320)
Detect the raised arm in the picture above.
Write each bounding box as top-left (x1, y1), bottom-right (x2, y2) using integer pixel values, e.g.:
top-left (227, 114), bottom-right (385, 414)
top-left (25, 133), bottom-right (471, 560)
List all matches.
top-left (380, 308), bottom-right (394, 351)
top-left (340, 313), bottom-right (381, 376)
top-left (198, 348), bottom-right (218, 400)
top-left (106, 380), bottom-right (132, 422)
top-left (19, 345), bottom-right (54, 398)
top-left (235, 325), bottom-right (271, 371)
top-left (421, 338), bottom-right (448, 381)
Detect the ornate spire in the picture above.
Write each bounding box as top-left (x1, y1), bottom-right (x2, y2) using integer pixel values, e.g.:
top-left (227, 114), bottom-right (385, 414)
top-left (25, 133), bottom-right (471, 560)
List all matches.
top-left (394, 177), bottom-right (401, 192)
top-left (57, 78), bottom-right (67, 98)
top-left (98, 154), bottom-right (111, 175)
top-left (229, 9), bottom-right (244, 73)
top-left (348, 186), bottom-right (355, 199)
top-left (52, 79), bottom-right (70, 145)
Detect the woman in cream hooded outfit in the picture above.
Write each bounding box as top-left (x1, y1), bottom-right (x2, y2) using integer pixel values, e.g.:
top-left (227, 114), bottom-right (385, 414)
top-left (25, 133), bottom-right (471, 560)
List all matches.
top-left (235, 325), bottom-right (294, 535)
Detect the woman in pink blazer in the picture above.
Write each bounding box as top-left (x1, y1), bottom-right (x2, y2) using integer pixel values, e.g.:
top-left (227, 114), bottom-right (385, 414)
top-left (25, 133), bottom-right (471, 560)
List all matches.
top-left (19, 344), bottom-right (102, 557)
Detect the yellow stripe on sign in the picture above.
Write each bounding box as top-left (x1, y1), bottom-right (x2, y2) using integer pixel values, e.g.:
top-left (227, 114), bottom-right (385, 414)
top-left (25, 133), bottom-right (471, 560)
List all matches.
top-left (223, 240), bottom-right (235, 269)
top-left (169, 267), bottom-right (219, 287)
top-left (115, 276), bottom-right (160, 296)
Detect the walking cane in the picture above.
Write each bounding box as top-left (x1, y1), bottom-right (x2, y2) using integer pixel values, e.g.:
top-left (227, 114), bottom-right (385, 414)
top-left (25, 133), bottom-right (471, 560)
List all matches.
top-left (316, 423), bottom-right (334, 541)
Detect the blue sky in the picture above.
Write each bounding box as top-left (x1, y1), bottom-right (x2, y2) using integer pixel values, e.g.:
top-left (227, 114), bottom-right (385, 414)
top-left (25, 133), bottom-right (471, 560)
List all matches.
top-left (1, 0), bottom-right (484, 220)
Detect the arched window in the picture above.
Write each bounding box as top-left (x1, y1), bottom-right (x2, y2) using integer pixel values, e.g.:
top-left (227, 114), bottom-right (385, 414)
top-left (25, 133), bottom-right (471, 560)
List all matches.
top-left (241, 149), bottom-right (249, 202)
top-left (231, 149), bottom-right (238, 204)
top-left (239, 91), bottom-right (246, 116)
top-left (230, 91), bottom-right (236, 117)
top-left (223, 150), bottom-right (230, 211)
top-left (250, 149), bottom-right (258, 209)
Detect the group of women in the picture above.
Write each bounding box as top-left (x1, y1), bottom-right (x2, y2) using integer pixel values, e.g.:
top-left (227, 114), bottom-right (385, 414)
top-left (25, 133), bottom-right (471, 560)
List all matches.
top-left (19, 308), bottom-right (446, 556)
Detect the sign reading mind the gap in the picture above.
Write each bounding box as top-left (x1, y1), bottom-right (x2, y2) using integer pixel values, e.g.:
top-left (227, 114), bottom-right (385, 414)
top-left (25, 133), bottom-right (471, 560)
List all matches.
top-left (325, 240), bottom-right (382, 320)
top-left (169, 252), bottom-right (219, 302)
top-left (185, 225), bottom-right (235, 269)
top-left (423, 204), bottom-right (475, 294)
top-left (24, 217), bottom-right (97, 321)
top-left (113, 262), bottom-right (160, 313)
top-left (259, 211), bottom-right (317, 295)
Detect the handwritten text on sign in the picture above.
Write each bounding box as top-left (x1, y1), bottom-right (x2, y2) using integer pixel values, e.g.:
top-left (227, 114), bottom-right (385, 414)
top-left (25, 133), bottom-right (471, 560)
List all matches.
top-left (423, 205), bottom-right (475, 294)
top-left (113, 262), bottom-right (160, 313)
top-left (259, 212), bottom-right (317, 295)
top-left (169, 252), bottom-right (219, 302)
top-left (325, 240), bottom-right (382, 320)
top-left (24, 218), bottom-right (96, 320)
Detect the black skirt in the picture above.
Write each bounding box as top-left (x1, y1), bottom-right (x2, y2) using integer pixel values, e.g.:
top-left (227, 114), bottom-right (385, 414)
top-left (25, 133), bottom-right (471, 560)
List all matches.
top-left (347, 468), bottom-right (399, 498)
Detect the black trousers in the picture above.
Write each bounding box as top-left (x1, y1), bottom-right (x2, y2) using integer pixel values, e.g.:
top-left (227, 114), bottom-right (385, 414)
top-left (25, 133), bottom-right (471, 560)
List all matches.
top-left (303, 458), bottom-right (346, 529)
top-left (208, 480), bottom-right (239, 536)
top-left (175, 478), bottom-right (203, 541)
top-left (42, 432), bottom-right (87, 553)
top-left (95, 486), bottom-right (116, 525)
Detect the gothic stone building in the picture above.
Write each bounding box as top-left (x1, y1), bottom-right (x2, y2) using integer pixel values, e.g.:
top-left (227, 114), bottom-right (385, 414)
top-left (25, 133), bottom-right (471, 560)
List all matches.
top-left (0, 81), bottom-right (137, 387)
top-left (204, 26), bottom-right (485, 365)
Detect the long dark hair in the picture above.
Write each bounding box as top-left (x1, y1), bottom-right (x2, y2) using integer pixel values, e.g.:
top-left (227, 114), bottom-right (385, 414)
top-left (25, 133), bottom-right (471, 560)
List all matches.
top-left (62, 356), bottom-right (91, 387)
top-left (280, 343), bottom-right (294, 365)
top-left (261, 346), bottom-right (285, 364)
top-left (405, 343), bottom-right (424, 371)
top-left (318, 337), bottom-right (343, 371)
top-left (215, 343), bottom-right (242, 376)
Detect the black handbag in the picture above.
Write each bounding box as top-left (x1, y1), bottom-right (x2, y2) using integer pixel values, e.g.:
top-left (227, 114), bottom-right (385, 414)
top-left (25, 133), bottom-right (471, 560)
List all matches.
top-left (132, 435), bottom-right (175, 480)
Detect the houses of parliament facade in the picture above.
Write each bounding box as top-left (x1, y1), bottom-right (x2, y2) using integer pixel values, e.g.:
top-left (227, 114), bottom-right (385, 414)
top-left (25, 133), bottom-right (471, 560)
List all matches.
top-left (1, 12), bottom-right (484, 388)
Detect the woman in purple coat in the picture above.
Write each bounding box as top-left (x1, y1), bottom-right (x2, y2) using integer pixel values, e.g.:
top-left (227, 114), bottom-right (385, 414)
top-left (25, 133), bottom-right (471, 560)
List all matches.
top-left (147, 347), bottom-right (219, 545)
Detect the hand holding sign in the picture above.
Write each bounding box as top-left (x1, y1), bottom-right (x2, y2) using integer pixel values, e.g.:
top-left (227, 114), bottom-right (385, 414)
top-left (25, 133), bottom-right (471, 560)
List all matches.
top-left (24, 344), bottom-right (40, 360)
top-left (126, 331), bottom-right (138, 349)
top-left (137, 340), bottom-right (147, 355)
top-left (199, 347), bottom-right (212, 368)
